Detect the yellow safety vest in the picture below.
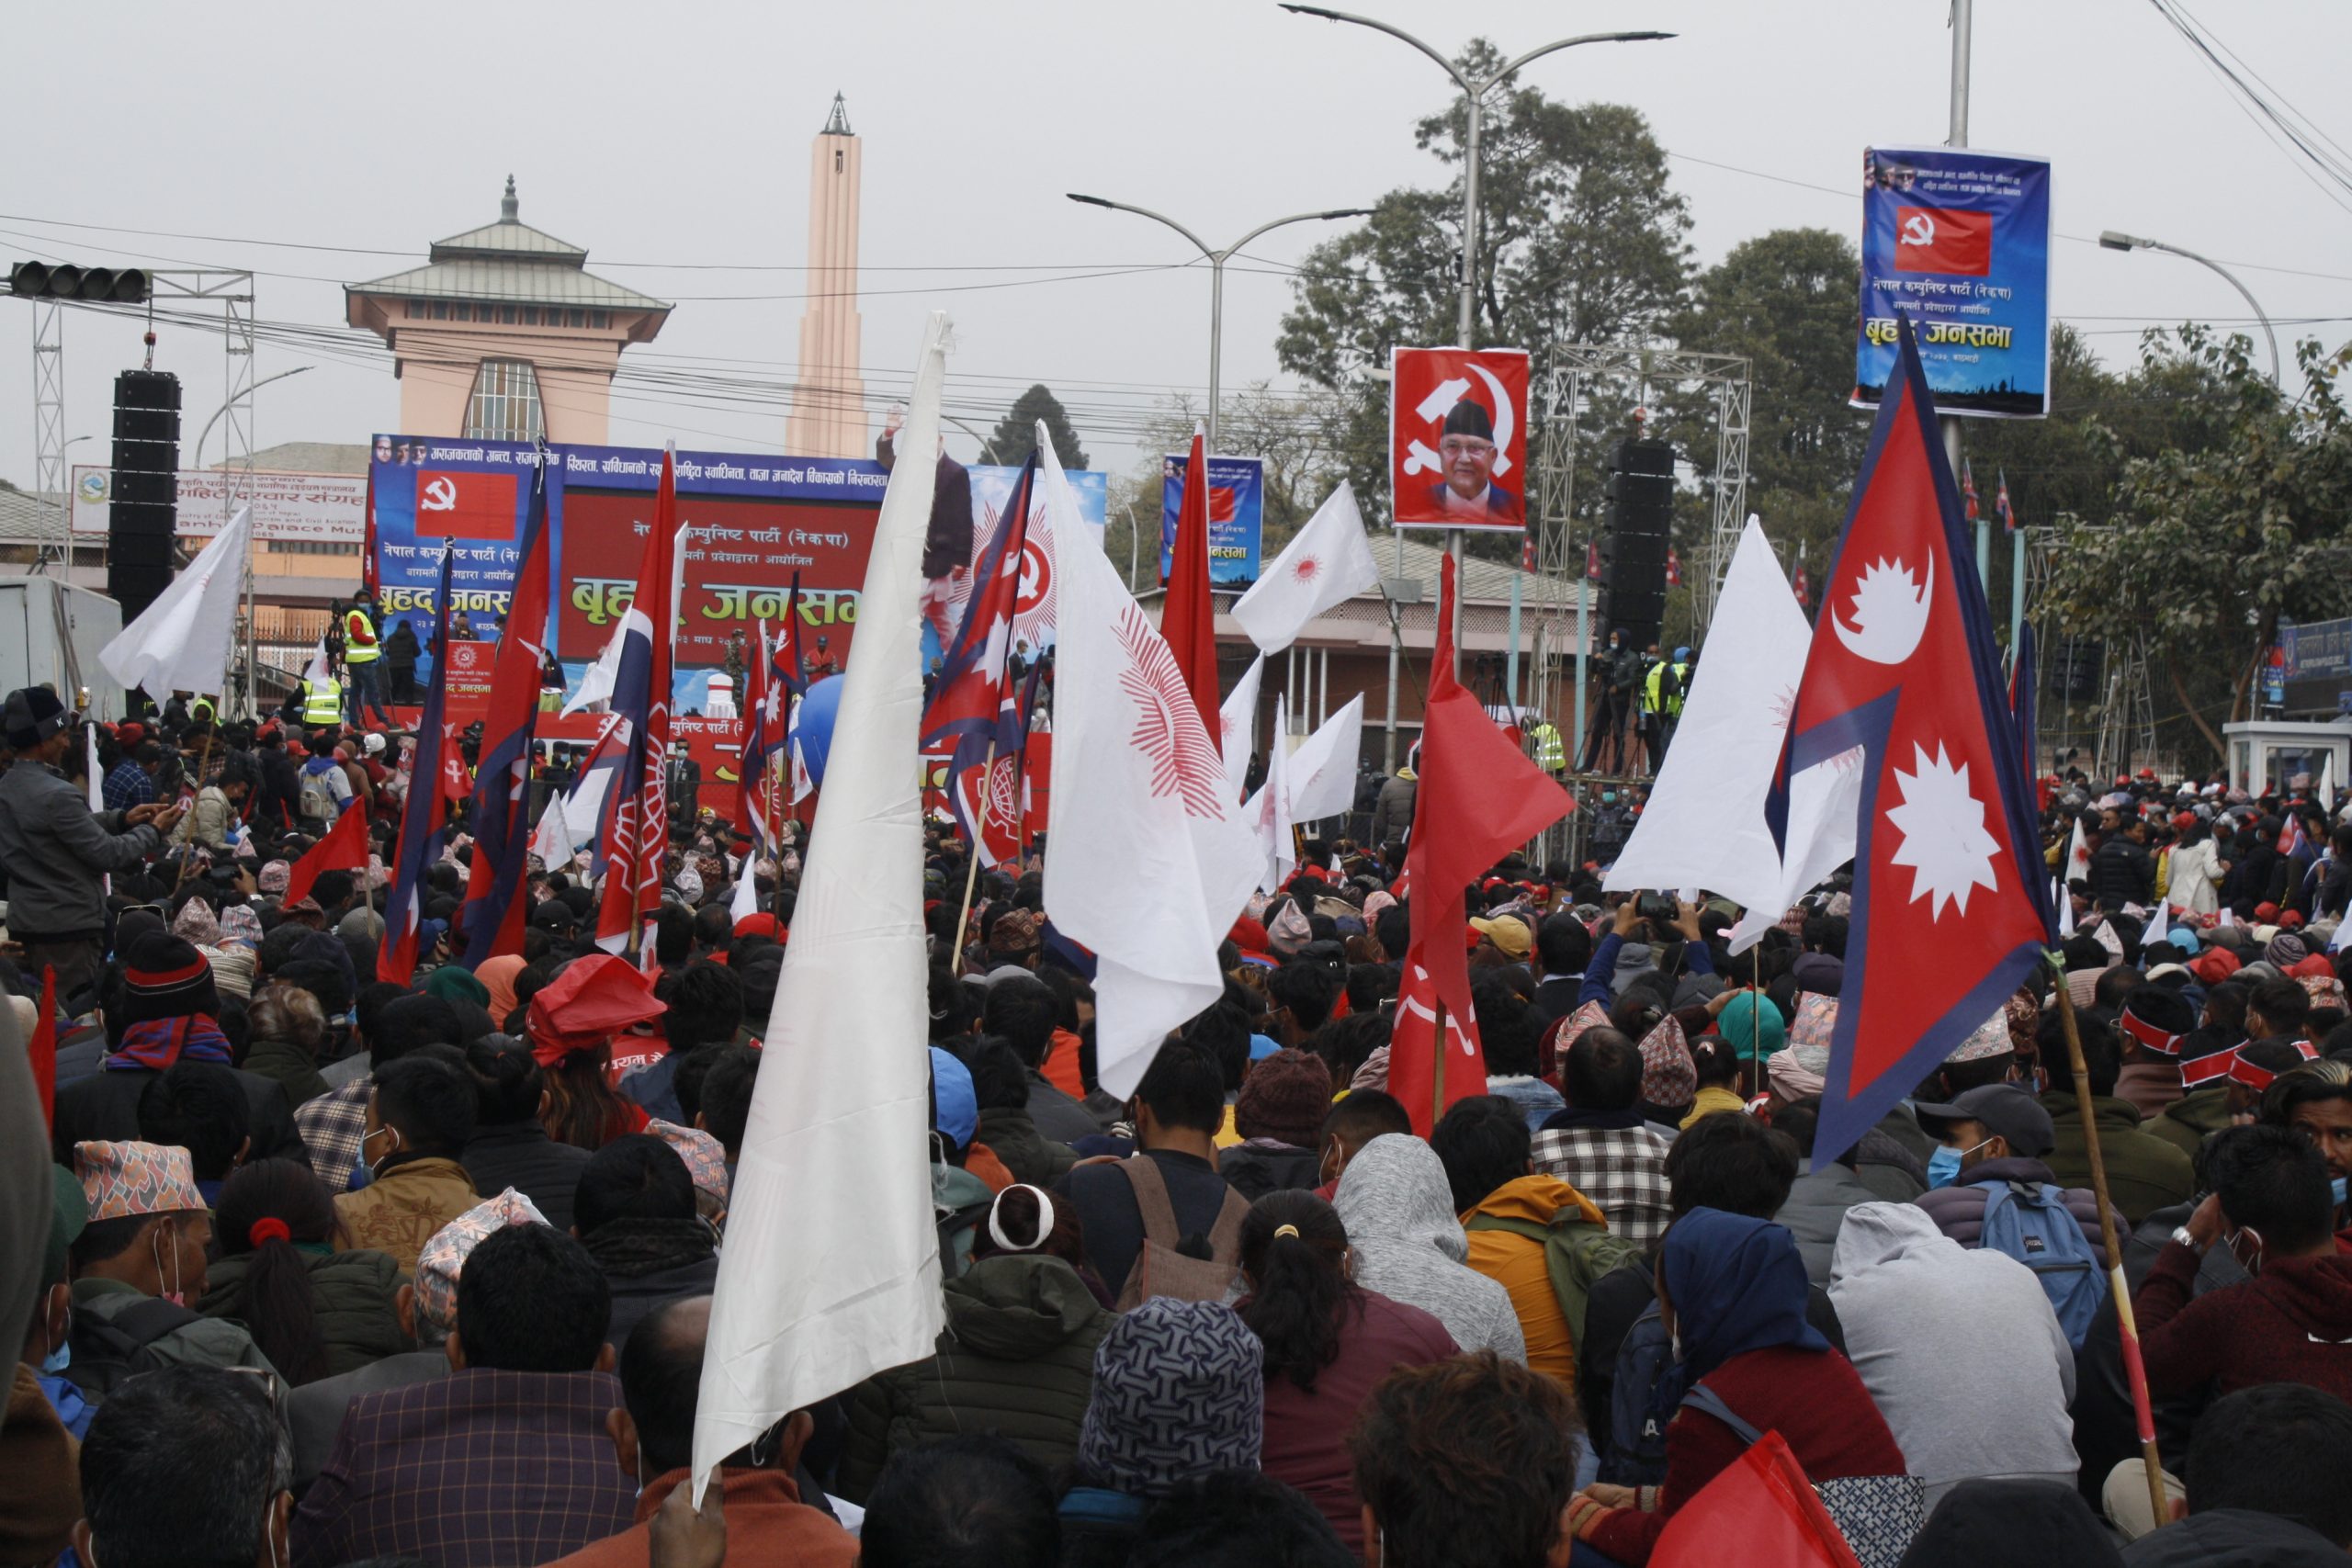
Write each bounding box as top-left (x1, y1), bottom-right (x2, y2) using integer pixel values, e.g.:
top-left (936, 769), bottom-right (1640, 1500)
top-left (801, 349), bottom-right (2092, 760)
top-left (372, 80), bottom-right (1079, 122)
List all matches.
top-left (304, 677), bottom-right (344, 725)
top-left (344, 607), bottom-right (379, 663)
top-left (1533, 723), bottom-right (1566, 771)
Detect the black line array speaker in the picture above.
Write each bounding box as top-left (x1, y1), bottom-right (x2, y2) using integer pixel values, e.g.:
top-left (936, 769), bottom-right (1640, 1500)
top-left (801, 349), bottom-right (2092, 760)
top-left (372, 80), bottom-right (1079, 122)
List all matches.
top-left (107, 369), bottom-right (181, 627)
top-left (1600, 437), bottom-right (1675, 651)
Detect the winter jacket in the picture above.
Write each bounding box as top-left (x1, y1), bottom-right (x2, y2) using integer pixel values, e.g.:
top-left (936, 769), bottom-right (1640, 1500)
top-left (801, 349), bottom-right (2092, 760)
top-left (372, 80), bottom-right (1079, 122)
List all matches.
top-left (1459, 1174), bottom-right (1605, 1388)
top-left (2136, 1241), bottom-right (2352, 1401)
top-left (836, 1252), bottom-right (1109, 1504)
top-left (0, 761), bottom-right (162, 939)
top-left (2041, 1093), bottom-right (2196, 1225)
top-left (2145, 1088), bottom-right (2232, 1162)
top-left (332, 1156), bottom-right (480, 1274)
top-left (460, 1122), bottom-right (594, 1235)
top-left (1777, 1162), bottom-right (1886, 1288)
top-left (174, 784), bottom-right (238, 852)
top-left (1370, 774), bottom-right (1417, 847)
top-left (1333, 1134), bottom-right (1527, 1363)
top-left (976, 1105), bottom-right (1079, 1186)
top-left (1828, 1201), bottom-right (2077, 1507)
top-left (2113, 1063), bottom-right (2184, 1124)
top-left (65, 1277), bottom-right (277, 1397)
top-left (2120, 1508), bottom-right (2348, 1567)
top-left (2090, 837), bottom-right (2157, 911)
top-left (52, 1062), bottom-right (305, 1170)
top-left (1217, 1141), bottom-right (1323, 1203)
top-left (583, 1219), bottom-right (722, 1352)
top-left (2166, 838), bottom-right (2223, 918)
top-left (1914, 1156), bottom-right (2125, 1269)
top-left (241, 1033), bottom-right (331, 1109)
top-left (197, 1246), bottom-right (409, 1382)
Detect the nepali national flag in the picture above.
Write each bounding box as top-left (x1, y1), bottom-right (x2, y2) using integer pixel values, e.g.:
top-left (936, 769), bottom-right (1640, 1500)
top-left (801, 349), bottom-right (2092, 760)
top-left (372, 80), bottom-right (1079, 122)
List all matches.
top-left (1792, 564), bottom-right (1810, 609)
top-left (378, 546), bottom-right (459, 985)
top-left (735, 619), bottom-right (783, 850)
top-left (1586, 540), bottom-right (1602, 581)
top-left (771, 572), bottom-right (808, 700)
top-left (1961, 457), bottom-right (1979, 524)
top-left (594, 449), bottom-right (685, 957)
top-left (1996, 469), bottom-right (2016, 535)
top-left (1666, 547), bottom-right (1682, 589)
top-left (1781, 316), bottom-right (2050, 1162)
top-left (926, 455), bottom-right (1035, 858)
top-left (458, 446), bottom-right (554, 967)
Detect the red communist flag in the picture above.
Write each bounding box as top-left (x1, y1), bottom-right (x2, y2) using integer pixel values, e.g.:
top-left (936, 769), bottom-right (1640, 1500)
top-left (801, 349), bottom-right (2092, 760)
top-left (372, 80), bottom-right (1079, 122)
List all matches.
top-left (1781, 316), bottom-right (2049, 1163)
top-left (1161, 431), bottom-right (1220, 728)
top-left (1388, 553), bottom-right (1571, 1134)
top-left (283, 802), bottom-right (370, 907)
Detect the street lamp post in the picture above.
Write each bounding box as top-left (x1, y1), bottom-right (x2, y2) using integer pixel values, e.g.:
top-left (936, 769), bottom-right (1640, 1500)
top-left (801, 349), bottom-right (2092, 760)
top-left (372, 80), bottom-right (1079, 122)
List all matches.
top-left (188, 364), bottom-right (308, 718)
top-left (192, 365), bottom-right (311, 475)
top-left (2098, 230), bottom-right (2281, 389)
top-left (1279, 6), bottom-right (1671, 685)
top-left (1065, 195), bottom-right (1370, 452)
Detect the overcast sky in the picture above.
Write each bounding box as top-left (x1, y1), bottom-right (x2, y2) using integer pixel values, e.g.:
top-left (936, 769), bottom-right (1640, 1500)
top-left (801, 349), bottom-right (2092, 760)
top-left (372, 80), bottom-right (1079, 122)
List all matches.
top-left (3, 0), bottom-right (2345, 494)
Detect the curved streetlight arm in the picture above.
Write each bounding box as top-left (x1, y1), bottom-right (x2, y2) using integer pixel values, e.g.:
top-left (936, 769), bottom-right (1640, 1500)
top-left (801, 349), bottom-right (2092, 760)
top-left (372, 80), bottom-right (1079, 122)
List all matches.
top-left (193, 365), bottom-right (311, 471)
top-left (1227, 207), bottom-right (1375, 258)
top-left (1278, 5), bottom-right (1472, 91)
top-left (2099, 230), bottom-right (2280, 389)
top-left (1065, 194), bottom-right (1213, 262)
top-left (1500, 30), bottom-right (1678, 85)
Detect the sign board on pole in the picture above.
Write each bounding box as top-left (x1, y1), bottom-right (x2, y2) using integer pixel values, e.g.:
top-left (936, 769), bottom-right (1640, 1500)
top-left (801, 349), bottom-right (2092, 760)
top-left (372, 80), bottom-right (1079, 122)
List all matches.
top-left (1159, 453), bottom-right (1265, 586)
top-left (1854, 147), bottom-right (2052, 419)
top-left (1387, 346), bottom-right (1531, 532)
top-left (72, 466), bottom-right (368, 542)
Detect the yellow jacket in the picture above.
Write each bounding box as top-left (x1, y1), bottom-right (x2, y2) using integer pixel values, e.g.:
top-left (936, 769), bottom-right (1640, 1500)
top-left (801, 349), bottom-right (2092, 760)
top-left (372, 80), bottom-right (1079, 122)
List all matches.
top-left (1459, 1174), bottom-right (1606, 1390)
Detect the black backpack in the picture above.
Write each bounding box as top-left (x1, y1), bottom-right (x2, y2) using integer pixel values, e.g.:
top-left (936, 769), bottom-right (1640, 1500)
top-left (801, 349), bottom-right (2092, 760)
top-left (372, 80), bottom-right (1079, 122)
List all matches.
top-left (67, 1295), bottom-right (202, 1399)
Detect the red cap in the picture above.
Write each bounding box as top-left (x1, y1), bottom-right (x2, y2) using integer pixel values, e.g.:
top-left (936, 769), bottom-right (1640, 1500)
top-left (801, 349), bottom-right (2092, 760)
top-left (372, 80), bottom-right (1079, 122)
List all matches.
top-left (526, 953), bottom-right (666, 1066)
top-left (732, 913), bottom-right (782, 940)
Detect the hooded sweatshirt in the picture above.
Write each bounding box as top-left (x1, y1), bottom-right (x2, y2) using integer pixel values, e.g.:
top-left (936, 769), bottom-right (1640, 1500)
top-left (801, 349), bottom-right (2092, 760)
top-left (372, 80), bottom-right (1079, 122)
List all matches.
top-left (1459, 1174), bottom-right (1605, 1388)
top-left (2135, 1239), bottom-right (2352, 1401)
top-left (2120, 1507), bottom-right (2348, 1567)
top-left (1828, 1201), bottom-right (2078, 1506)
top-left (1333, 1135), bottom-right (1527, 1363)
top-left (836, 1251), bottom-right (1110, 1504)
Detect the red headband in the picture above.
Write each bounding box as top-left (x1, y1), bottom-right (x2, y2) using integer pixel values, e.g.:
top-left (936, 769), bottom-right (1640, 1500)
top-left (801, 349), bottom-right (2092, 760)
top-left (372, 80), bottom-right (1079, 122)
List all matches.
top-left (2120, 1006), bottom-right (2184, 1057)
top-left (2227, 1040), bottom-right (2320, 1093)
top-left (2180, 1044), bottom-right (2243, 1089)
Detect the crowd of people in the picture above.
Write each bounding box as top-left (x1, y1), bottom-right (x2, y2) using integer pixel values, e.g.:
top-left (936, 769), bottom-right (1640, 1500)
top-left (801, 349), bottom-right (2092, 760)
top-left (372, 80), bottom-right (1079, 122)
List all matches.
top-left (6, 663), bottom-right (2352, 1567)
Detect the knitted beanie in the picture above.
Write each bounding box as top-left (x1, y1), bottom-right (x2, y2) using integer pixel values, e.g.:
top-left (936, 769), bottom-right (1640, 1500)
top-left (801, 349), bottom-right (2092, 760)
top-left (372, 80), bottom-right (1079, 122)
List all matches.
top-left (1079, 1298), bottom-right (1263, 1496)
top-left (1236, 1049), bottom-right (1334, 1149)
top-left (123, 931), bottom-right (220, 1023)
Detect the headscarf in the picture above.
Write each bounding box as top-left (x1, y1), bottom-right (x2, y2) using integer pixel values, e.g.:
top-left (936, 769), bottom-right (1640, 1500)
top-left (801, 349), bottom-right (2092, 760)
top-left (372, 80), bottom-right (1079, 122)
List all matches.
top-left (1658, 1208), bottom-right (1826, 1408)
top-left (473, 954), bottom-right (526, 1027)
top-left (526, 953), bottom-right (666, 1066)
top-left (1716, 993), bottom-right (1785, 1063)
top-left (1363, 889), bottom-right (1397, 925)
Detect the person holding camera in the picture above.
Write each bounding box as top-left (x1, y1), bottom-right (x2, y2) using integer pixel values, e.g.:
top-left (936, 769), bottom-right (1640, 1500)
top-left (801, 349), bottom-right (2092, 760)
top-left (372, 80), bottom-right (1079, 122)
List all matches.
top-left (1578, 893), bottom-right (1717, 1012)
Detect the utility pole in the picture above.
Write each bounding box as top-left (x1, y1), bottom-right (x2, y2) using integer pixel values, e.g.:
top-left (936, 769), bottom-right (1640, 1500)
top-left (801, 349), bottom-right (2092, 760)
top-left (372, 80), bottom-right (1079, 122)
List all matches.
top-left (1948, 0), bottom-right (1984, 591)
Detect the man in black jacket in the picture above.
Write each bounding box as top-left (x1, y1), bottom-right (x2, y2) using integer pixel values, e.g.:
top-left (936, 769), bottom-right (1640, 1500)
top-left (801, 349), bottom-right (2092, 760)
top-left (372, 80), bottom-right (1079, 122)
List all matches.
top-left (2091, 815), bottom-right (2156, 912)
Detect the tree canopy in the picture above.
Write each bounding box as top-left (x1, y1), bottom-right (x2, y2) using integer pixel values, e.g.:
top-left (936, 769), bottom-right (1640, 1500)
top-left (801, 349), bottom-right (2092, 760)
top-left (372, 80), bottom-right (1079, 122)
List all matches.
top-left (988, 384), bottom-right (1088, 472)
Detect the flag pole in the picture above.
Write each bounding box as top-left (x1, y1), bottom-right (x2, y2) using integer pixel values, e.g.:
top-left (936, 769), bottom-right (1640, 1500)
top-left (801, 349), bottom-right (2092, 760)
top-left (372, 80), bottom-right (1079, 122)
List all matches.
top-left (2052, 963), bottom-right (2169, 1529)
top-left (1430, 998), bottom-right (1448, 1128)
top-left (946, 739), bottom-right (999, 976)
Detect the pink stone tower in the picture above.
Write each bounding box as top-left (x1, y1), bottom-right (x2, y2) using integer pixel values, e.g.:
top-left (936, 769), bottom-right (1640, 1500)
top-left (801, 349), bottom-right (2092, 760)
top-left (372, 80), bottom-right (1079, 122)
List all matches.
top-left (785, 94), bottom-right (867, 460)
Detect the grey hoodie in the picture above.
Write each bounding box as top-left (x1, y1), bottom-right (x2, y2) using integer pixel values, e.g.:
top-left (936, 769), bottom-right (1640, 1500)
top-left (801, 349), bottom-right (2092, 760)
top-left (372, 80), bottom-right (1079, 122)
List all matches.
top-left (1829, 1201), bottom-right (2076, 1507)
top-left (1332, 1134), bottom-right (1526, 1363)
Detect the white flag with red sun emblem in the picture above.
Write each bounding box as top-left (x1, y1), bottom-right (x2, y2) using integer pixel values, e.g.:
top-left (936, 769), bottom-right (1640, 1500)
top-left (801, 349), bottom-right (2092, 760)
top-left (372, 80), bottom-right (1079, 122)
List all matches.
top-left (1044, 443), bottom-right (1261, 1097)
top-left (1231, 481), bottom-right (1382, 655)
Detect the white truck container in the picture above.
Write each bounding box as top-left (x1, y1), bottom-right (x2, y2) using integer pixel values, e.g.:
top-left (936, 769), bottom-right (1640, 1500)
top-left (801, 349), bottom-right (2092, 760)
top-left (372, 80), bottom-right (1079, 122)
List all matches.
top-left (0, 575), bottom-right (125, 719)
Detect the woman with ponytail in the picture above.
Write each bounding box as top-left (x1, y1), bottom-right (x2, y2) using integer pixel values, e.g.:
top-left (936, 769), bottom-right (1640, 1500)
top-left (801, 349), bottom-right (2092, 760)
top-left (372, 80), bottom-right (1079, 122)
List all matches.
top-left (1238, 1189), bottom-right (1458, 1554)
top-left (835, 1184), bottom-right (1113, 1506)
top-left (525, 954), bottom-right (660, 1152)
top-left (198, 1157), bottom-right (406, 1382)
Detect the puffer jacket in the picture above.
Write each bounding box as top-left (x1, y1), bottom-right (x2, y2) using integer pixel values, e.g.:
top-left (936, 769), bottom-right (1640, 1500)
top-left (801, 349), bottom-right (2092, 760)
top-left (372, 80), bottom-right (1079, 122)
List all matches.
top-left (174, 784), bottom-right (239, 852)
top-left (1218, 1142), bottom-right (1323, 1203)
top-left (1914, 1156), bottom-right (2125, 1269)
top-left (1333, 1134), bottom-right (1526, 1362)
top-left (197, 1246), bottom-right (409, 1382)
top-left (1369, 774), bottom-right (1417, 847)
top-left (835, 1252), bottom-right (1109, 1504)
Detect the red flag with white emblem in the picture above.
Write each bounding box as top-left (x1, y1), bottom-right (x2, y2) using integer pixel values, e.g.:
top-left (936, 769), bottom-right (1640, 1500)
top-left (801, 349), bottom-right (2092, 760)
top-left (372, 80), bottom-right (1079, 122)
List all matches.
top-left (1779, 318), bottom-right (2049, 1162)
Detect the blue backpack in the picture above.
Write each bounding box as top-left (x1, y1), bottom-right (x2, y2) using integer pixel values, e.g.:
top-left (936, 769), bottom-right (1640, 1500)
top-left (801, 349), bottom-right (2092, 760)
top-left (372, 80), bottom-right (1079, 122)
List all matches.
top-left (1977, 1179), bottom-right (2107, 1349)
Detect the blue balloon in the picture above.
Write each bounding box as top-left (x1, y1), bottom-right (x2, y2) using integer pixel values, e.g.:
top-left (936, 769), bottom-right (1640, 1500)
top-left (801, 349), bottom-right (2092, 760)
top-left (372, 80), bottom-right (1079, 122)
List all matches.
top-left (795, 674), bottom-right (843, 789)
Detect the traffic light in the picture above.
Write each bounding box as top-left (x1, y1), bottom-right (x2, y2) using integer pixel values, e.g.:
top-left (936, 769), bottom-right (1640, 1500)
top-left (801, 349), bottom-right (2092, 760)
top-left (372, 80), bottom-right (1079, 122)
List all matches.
top-left (9, 261), bottom-right (151, 304)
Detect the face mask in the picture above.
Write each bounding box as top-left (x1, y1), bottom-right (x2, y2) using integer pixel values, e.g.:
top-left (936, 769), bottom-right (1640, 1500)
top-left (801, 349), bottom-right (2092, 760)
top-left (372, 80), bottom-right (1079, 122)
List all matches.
top-left (151, 1228), bottom-right (187, 1309)
top-left (2334, 1177), bottom-right (2347, 1210)
top-left (40, 1318), bottom-right (70, 1376)
top-left (1926, 1145), bottom-right (1965, 1190)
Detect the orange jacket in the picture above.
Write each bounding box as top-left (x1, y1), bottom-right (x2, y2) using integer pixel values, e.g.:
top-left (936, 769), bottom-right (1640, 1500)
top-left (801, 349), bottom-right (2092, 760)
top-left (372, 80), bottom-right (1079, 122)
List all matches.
top-left (1459, 1173), bottom-right (1605, 1390)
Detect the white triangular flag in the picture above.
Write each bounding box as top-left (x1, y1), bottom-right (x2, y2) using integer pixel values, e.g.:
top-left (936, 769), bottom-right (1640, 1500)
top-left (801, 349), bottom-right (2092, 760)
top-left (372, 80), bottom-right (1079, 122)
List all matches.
top-left (693, 313), bottom-right (950, 1498)
top-left (1245, 695), bottom-right (1295, 893)
top-left (529, 793), bottom-right (574, 865)
top-left (99, 507), bottom-right (253, 701)
top-left (1045, 429), bottom-right (1259, 1098)
top-left (1219, 652), bottom-right (1264, 806)
top-left (2056, 877), bottom-right (2075, 936)
top-left (1284, 694), bottom-right (1366, 827)
top-left (729, 855), bottom-right (761, 923)
top-left (2144, 897), bottom-right (2168, 948)
top-left (1607, 520), bottom-right (1811, 942)
top-left (2066, 817), bottom-right (2092, 884)
top-left (301, 636), bottom-right (332, 688)
top-left (2332, 908), bottom-right (2352, 953)
top-left (1231, 481), bottom-right (1382, 654)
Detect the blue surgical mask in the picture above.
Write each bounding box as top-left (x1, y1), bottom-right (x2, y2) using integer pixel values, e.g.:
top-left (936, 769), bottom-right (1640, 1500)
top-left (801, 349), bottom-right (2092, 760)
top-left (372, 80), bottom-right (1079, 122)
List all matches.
top-left (40, 1339), bottom-right (70, 1376)
top-left (2333, 1177), bottom-right (2346, 1210)
top-left (1926, 1145), bottom-right (1965, 1190)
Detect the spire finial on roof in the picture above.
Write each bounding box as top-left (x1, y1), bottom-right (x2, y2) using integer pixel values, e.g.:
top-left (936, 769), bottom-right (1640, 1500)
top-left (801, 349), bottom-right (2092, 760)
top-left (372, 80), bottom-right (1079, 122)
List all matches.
top-left (502, 175), bottom-right (517, 221)
top-left (823, 93), bottom-right (852, 137)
